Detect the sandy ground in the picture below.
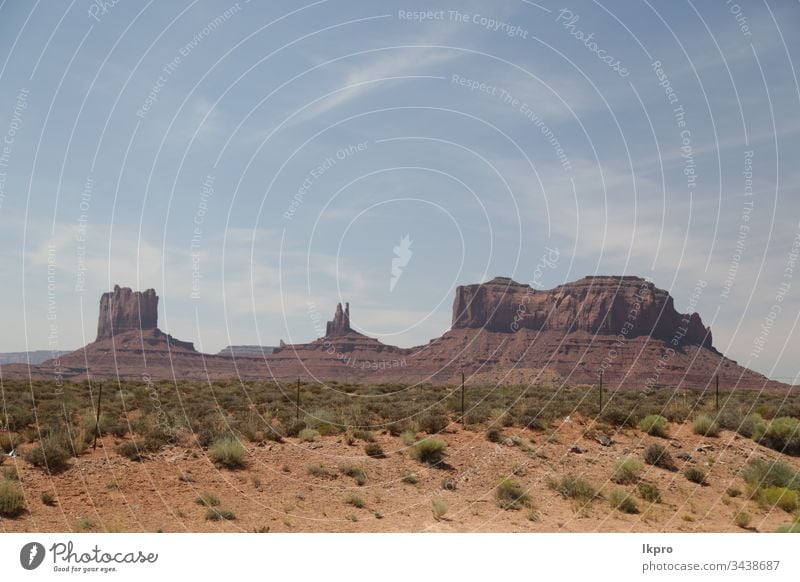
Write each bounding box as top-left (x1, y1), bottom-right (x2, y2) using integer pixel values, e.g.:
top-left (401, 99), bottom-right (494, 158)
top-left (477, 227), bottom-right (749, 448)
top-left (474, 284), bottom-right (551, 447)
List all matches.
top-left (2, 418), bottom-right (798, 533)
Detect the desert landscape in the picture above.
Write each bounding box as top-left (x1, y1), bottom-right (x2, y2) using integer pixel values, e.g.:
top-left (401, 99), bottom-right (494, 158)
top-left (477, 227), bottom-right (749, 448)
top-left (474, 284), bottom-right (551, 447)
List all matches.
top-left (1, 277), bottom-right (798, 533)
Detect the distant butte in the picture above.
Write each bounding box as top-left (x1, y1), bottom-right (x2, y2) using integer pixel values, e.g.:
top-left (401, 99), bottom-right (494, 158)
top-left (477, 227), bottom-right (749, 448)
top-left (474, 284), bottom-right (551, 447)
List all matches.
top-left (0, 278), bottom-right (789, 391)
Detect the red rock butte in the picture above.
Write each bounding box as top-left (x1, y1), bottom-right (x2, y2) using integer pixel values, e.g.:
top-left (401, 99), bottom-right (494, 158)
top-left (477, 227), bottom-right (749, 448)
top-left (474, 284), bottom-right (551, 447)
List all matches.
top-left (1, 277), bottom-right (790, 391)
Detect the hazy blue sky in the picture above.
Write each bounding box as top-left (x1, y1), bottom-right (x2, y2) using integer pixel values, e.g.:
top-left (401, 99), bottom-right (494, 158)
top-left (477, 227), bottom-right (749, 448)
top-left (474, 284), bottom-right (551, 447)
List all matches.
top-left (0, 0), bottom-right (798, 382)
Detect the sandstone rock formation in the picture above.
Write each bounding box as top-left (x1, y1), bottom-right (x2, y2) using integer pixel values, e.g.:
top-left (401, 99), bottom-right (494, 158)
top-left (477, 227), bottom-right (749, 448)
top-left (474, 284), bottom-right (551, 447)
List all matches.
top-left (0, 278), bottom-right (787, 391)
top-left (326, 302), bottom-right (351, 337)
top-left (96, 285), bottom-right (159, 341)
top-left (453, 276), bottom-right (712, 349)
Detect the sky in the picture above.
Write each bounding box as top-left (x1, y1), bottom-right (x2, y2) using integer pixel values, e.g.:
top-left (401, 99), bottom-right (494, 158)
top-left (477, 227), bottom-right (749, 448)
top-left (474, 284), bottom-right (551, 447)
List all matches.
top-left (0, 0), bottom-right (798, 383)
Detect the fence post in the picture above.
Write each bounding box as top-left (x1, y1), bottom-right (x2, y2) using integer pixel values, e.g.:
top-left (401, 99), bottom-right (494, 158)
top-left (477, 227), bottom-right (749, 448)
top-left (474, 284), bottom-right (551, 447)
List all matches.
top-left (295, 379), bottom-right (301, 422)
top-left (599, 371), bottom-right (604, 414)
top-left (93, 383), bottom-right (103, 450)
top-left (461, 371), bottom-right (466, 428)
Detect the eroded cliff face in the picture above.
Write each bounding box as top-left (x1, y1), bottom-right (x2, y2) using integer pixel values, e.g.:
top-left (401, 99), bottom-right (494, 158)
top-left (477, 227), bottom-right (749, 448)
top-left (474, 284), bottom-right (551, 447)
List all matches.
top-left (452, 276), bottom-right (712, 348)
top-left (96, 285), bottom-right (159, 341)
top-left (325, 302), bottom-right (351, 337)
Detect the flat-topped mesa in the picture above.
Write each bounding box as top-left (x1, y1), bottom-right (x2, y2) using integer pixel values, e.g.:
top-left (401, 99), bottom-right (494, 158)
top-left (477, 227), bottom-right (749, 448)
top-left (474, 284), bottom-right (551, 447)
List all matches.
top-left (96, 285), bottom-right (159, 341)
top-left (452, 276), bottom-right (713, 348)
top-left (325, 302), bottom-right (351, 337)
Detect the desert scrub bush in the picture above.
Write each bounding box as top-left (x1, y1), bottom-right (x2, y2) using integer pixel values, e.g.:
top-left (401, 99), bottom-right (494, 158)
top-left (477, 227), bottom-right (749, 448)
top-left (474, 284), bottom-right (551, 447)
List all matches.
top-left (352, 429), bottom-right (375, 442)
top-left (638, 415), bottom-right (669, 438)
top-left (340, 465), bottom-right (367, 486)
top-left (684, 467), bottom-right (708, 485)
top-left (205, 508), bottom-right (236, 521)
top-left (307, 464), bottom-right (335, 479)
top-left (643, 444), bottom-right (677, 471)
top-left (599, 405), bottom-right (638, 428)
top-left (759, 417), bottom-right (800, 456)
top-left (612, 457), bottom-right (644, 485)
top-left (364, 442), bottom-right (384, 458)
top-left (40, 491), bottom-right (56, 506)
top-left (401, 472), bottom-right (419, 484)
top-left (741, 458), bottom-right (800, 490)
top-left (718, 409), bottom-right (764, 437)
top-left (24, 436), bottom-right (70, 473)
top-left (776, 522), bottom-right (800, 533)
top-left (283, 420), bottom-right (306, 438)
top-left (441, 477), bottom-right (457, 491)
top-left (549, 475), bottom-right (596, 503)
top-left (637, 482), bottom-right (661, 503)
top-left (418, 409), bottom-right (449, 434)
top-left (345, 494), bottom-right (365, 508)
top-left (486, 427), bottom-right (503, 443)
top-left (495, 477), bottom-right (532, 510)
top-left (209, 437), bottom-right (247, 469)
top-left (758, 486), bottom-right (799, 512)
top-left (432, 499), bottom-right (448, 521)
top-left (609, 489), bottom-right (639, 514)
top-left (400, 430), bottom-right (417, 446)
top-left (115, 440), bottom-right (147, 461)
top-left (734, 511), bottom-right (751, 529)
top-left (410, 438), bottom-right (446, 465)
top-left (195, 492), bottom-right (221, 507)
top-left (726, 487), bottom-right (742, 498)
top-left (0, 478), bottom-right (25, 517)
top-left (693, 414), bottom-right (721, 437)
top-left (297, 428), bottom-right (319, 442)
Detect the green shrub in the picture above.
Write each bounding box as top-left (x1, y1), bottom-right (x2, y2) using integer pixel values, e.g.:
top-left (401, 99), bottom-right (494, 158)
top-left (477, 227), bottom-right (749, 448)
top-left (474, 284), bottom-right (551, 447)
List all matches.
top-left (644, 444), bottom-right (676, 471)
top-left (637, 482), bottom-right (661, 503)
top-left (684, 467), bottom-right (707, 485)
top-left (401, 472), bottom-right (419, 484)
top-left (734, 511), bottom-right (751, 529)
top-left (340, 465), bottom-right (367, 486)
top-left (486, 427), bottom-right (503, 443)
top-left (205, 508), bottom-right (235, 521)
top-left (400, 430), bottom-right (417, 446)
top-left (195, 492), bottom-right (220, 507)
top-left (760, 417), bottom-right (800, 455)
top-left (693, 415), bottom-right (721, 437)
top-left (352, 429), bottom-right (375, 442)
top-left (410, 438), bottom-right (446, 465)
top-left (209, 437), bottom-right (246, 469)
top-left (0, 478), bottom-right (25, 517)
top-left (718, 410), bottom-right (765, 438)
top-left (609, 489), bottom-right (639, 514)
top-left (639, 415), bottom-right (669, 437)
top-left (346, 494), bottom-right (365, 508)
top-left (364, 443), bottom-right (384, 458)
top-left (298, 428), bottom-right (319, 442)
top-left (307, 464), bottom-right (335, 479)
top-left (776, 523), bottom-right (800, 533)
top-left (418, 410), bottom-right (449, 434)
top-left (40, 491), bottom-right (56, 506)
top-left (726, 487), bottom-right (742, 498)
top-left (758, 486), bottom-right (799, 512)
top-left (612, 457), bottom-right (644, 485)
top-left (283, 420), bottom-right (306, 438)
top-left (599, 405), bottom-right (637, 428)
top-left (740, 413), bottom-right (767, 439)
top-left (742, 458), bottom-right (800, 490)
top-left (549, 475), bottom-right (596, 503)
top-left (495, 477), bottom-right (532, 510)
top-left (24, 436), bottom-right (70, 473)
top-left (115, 440), bottom-right (146, 461)
top-left (432, 499), bottom-right (448, 521)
